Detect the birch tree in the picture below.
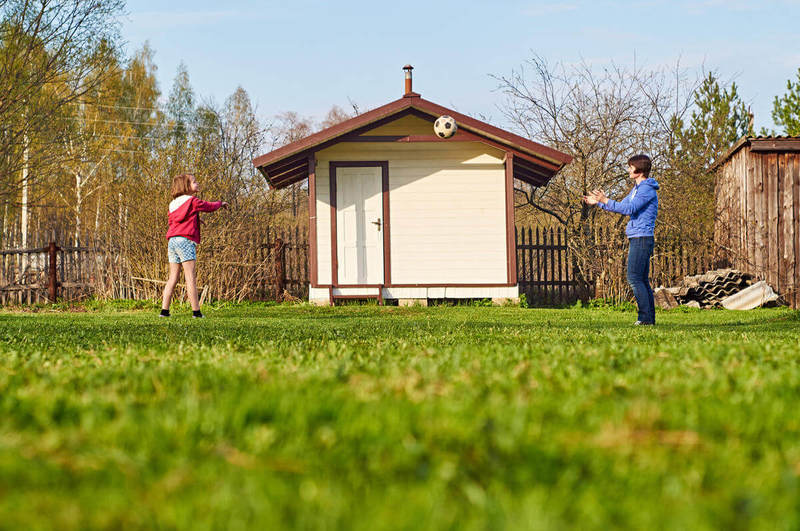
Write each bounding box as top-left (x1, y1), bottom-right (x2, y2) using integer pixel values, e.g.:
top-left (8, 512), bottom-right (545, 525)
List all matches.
top-left (0, 0), bottom-right (124, 200)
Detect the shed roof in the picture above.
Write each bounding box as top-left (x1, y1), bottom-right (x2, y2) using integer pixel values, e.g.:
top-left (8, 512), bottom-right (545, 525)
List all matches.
top-left (252, 94), bottom-right (572, 189)
top-left (712, 136), bottom-right (800, 171)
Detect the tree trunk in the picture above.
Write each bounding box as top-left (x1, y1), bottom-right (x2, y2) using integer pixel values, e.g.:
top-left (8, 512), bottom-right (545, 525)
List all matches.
top-left (2, 203), bottom-right (7, 247)
top-left (75, 173), bottom-right (83, 244)
top-left (95, 199), bottom-right (101, 237)
top-left (21, 135), bottom-right (29, 247)
top-left (20, 133), bottom-right (29, 280)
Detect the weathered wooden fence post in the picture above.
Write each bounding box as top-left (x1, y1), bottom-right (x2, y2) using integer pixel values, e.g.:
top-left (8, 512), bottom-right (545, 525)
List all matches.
top-left (273, 237), bottom-right (286, 302)
top-left (48, 241), bottom-right (59, 302)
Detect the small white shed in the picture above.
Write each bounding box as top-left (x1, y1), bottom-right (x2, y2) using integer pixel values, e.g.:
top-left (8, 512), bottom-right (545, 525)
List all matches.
top-left (252, 66), bottom-right (571, 305)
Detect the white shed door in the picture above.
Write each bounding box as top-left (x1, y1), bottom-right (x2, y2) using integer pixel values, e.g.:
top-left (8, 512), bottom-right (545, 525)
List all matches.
top-left (336, 166), bottom-right (383, 285)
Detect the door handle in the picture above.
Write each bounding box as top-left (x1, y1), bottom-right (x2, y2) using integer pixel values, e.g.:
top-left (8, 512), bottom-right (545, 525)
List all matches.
top-left (371, 218), bottom-right (382, 231)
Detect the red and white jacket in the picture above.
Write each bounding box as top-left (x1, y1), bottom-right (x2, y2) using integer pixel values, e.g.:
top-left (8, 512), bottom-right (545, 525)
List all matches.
top-left (166, 195), bottom-right (224, 244)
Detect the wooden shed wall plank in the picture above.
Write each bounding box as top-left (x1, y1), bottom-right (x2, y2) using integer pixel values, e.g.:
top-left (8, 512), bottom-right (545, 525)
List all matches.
top-left (793, 154), bottom-right (800, 308)
top-left (755, 153), bottom-right (767, 279)
top-left (735, 150), bottom-right (744, 265)
top-left (746, 151), bottom-right (757, 272)
top-left (718, 147), bottom-right (800, 308)
top-left (780, 154), bottom-right (795, 305)
top-left (766, 154), bottom-right (779, 290)
top-left (778, 154), bottom-right (787, 297)
top-left (715, 155), bottom-right (730, 265)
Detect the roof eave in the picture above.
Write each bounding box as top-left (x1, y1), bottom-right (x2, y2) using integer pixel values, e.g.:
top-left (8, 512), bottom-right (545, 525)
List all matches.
top-left (409, 98), bottom-right (573, 167)
top-left (710, 136), bottom-right (751, 172)
top-left (712, 136), bottom-right (800, 171)
top-left (253, 95), bottom-right (573, 188)
top-left (252, 97), bottom-right (413, 169)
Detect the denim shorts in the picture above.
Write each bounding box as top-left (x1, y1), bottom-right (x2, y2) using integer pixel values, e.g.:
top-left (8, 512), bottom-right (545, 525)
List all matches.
top-left (167, 236), bottom-right (197, 263)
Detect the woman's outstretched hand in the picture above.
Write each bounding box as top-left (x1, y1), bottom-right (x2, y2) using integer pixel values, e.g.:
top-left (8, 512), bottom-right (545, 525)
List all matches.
top-left (221, 201), bottom-right (229, 209)
top-left (583, 190), bottom-right (608, 205)
top-left (583, 190), bottom-right (601, 205)
top-left (592, 189), bottom-right (608, 204)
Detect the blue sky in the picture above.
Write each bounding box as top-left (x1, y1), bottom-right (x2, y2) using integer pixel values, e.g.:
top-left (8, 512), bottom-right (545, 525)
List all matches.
top-left (121, 0), bottom-right (800, 133)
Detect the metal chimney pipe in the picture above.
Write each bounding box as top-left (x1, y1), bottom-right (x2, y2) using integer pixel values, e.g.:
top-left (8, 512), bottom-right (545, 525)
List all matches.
top-left (403, 65), bottom-right (413, 95)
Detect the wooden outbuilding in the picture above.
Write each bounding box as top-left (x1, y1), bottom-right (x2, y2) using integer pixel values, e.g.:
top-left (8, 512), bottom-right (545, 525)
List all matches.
top-left (713, 136), bottom-right (800, 308)
top-left (252, 66), bottom-right (572, 305)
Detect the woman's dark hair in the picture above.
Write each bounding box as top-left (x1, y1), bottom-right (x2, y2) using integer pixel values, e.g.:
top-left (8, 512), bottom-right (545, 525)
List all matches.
top-left (627, 154), bottom-right (651, 177)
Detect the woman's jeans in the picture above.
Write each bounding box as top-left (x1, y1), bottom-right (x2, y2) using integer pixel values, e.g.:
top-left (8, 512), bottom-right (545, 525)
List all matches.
top-left (627, 236), bottom-right (655, 324)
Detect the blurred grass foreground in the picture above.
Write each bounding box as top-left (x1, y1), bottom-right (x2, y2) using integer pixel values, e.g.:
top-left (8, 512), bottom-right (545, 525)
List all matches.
top-left (1, 302), bottom-right (799, 529)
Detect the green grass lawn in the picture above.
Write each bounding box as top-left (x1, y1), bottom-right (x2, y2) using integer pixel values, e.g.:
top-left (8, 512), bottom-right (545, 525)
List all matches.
top-left (1, 302), bottom-right (799, 530)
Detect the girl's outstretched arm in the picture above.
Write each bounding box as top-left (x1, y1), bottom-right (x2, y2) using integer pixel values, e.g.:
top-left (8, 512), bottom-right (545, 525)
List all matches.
top-left (193, 198), bottom-right (228, 212)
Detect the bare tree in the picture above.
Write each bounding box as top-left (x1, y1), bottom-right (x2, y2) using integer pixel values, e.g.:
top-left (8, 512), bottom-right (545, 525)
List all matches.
top-left (495, 55), bottom-right (700, 291)
top-left (319, 104), bottom-right (354, 129)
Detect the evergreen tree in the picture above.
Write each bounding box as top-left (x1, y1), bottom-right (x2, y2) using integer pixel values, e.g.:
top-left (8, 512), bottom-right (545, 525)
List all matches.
top-left (771, 68), bottom-right (800, 136)
top-left (655, 73), bottom-right (751, 244)
top-left (166, 62), bottom-right (196, 150)
top-left (675, 73), bottom-right (750, 169)
top-left (121, 43), bottom-right (162, 138)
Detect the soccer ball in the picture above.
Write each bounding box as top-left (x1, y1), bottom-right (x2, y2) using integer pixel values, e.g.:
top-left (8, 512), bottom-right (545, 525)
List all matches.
top-left (433, 115), bottom-right (457, 138)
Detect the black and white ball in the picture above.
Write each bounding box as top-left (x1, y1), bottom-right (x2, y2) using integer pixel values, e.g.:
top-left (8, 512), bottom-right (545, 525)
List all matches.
top-left (434, 115), bottom-right (457, 138)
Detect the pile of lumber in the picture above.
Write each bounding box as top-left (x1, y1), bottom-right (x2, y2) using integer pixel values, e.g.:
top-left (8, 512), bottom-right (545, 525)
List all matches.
top-left (654, 269), bottom-right (754, 309)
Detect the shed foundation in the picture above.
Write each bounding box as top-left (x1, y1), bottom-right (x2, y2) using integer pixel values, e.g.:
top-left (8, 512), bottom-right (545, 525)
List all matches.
top-left (398, 298), bottom-right (428, 307)
top-left (492, 297), bottom-right (520, 306)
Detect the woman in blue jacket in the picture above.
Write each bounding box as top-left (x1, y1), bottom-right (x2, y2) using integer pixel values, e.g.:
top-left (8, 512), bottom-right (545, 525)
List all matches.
top-left (584, 155), bottom-right (659, 325)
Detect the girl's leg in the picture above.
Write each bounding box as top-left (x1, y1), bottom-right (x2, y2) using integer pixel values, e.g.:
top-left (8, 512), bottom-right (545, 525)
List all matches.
top-left (181, 260), bottom-right (200, 311)
top-left (162, 263), bottom-right (181, 310)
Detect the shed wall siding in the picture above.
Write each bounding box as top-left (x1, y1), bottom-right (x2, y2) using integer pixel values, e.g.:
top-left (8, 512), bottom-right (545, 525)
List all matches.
top-left (360, 114), bottom-right (433, 136)
top-left (315, 171), bottom-right (332, 285)
top-left (715, 146), bottom-right (800, 308)
top-left (314, 142), bottom-right (508, 286)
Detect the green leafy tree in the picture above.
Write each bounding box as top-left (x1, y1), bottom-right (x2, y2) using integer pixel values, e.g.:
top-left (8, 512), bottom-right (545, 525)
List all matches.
top-left (103, 43), bottom-right (163, 245)
top-left (771, 68), bottom-right (800, 136)
top-left (0, 0), bottom-right (124, 201)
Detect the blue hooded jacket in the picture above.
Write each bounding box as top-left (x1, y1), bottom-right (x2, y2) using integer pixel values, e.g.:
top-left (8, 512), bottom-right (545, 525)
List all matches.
top-left (599, 178), bottom-right (659, 238)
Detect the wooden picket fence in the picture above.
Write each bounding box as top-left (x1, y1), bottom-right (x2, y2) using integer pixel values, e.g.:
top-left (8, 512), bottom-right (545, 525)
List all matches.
top-left (0, 229), bottom-right (310, 305)
top-left (277, 227), bottom-right (310, 299)
top-left (1, 225), bottom-right (714, 307)
top-left (515, 226), bottom-right (716, 306)
top-left (516, 226), bottom-right (593, 306)
top-left (0, 243), bottom-right (100, 304)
